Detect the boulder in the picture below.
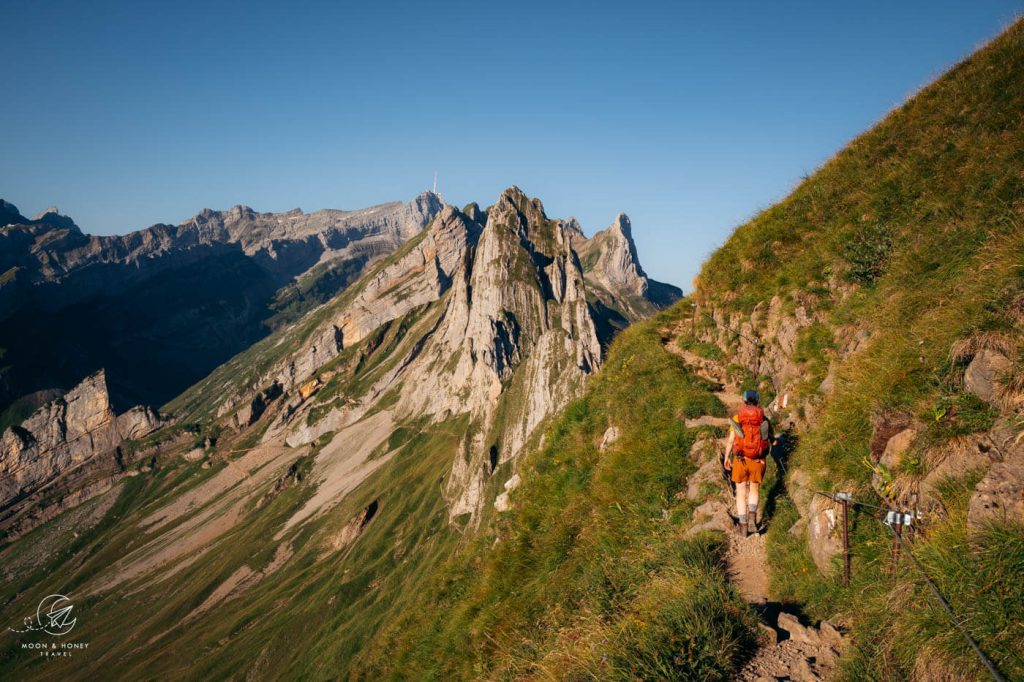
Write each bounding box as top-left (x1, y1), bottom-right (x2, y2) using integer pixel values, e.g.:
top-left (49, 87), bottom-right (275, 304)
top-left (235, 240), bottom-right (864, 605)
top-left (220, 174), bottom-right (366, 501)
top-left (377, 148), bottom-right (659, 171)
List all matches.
top-left (872, 428), bottom-right (917, 497)
top-left (969, 447), bottom-right (1024, 529)
top-left (881, 429), bottom-right (917, 470)
top-left (787, 468), bottom-right (813, 512)
top-left (599, 426), bottom-right (619, 450)
top-left (919, 436), bottom-right (999, 511)
top-left (686, 456), bottom-right (724, 501)
top-left (819, 621), bottom-right (844, 647)
top-left (686, 497), bottom-right (733, 536)
top-left (183, 448), bottom-right (205, 462)
top-left (869, 411), bottom-right (913, 463)
top-left (964, 349), bottom-right (1012, 403)
top-left (758, 622), bottom-right (778, 646)
top-left (116, 405), bottom-right (163, 440)
top-left (806, 493), bottom-right (843, 575)
top-left (688, 435), bottom-right (717, 462)
top-left (783, 468), bottom-right (844, 574)
top-left (778, 612), bottom-right (818, 645)
top-left (494, 474), bottom-right (522, 513)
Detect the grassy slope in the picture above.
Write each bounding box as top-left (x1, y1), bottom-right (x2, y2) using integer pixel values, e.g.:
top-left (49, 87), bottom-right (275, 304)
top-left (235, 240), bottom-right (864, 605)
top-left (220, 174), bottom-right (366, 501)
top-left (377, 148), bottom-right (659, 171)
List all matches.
top-left (350, 307), bottom-right (755, 681)
top-left (695, 19), bottom-right (1024, 681)
top-left (0, 289), bottom-right (471, 680)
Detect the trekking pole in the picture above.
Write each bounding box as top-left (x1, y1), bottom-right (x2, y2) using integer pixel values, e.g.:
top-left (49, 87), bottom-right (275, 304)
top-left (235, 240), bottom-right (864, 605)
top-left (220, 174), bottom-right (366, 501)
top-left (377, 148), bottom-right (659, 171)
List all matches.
top-left (836, 492), bottom-right (852, 586)
top-left (884, 522), bottom-right (1006, 682)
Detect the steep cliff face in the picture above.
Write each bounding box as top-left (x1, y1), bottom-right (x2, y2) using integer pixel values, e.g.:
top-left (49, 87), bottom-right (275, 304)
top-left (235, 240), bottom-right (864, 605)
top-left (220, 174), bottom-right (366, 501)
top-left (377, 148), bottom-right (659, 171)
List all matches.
top-left (395, 188), bottom-right (602, 518)
top-left (0, 369), bottom-right (163, 540)
top-left (178, 188), bottom-right (606, 523)
top-left (181, 204), bottom-right (484, 428)
top-left (0, 194), bottom-right (443, 415)
top-left (572, 212), bottom-right (682, 326)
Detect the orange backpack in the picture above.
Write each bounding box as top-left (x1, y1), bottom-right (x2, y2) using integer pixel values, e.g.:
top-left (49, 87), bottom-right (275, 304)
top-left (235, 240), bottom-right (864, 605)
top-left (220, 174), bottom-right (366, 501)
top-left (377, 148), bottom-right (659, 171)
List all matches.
top-left (737, 404), bottom-right (768, 459)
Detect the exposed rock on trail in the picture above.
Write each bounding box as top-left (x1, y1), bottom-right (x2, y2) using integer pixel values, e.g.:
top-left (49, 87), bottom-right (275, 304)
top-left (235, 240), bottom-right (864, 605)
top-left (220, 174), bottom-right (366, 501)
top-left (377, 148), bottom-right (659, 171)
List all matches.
top-left (738, 612), bottom-right (847, 682)
top-left (663, 320), bottom-right (847, 680)
top-left (728, 530), bottom-right (847, 681)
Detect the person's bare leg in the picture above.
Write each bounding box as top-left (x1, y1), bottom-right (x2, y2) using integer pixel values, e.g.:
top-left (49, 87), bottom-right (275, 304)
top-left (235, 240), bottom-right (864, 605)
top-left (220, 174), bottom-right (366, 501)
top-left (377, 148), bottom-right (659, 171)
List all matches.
top-left (735, 481), bottom-right (748, 525)
top-left (747, 482), bottom-right (760, 533)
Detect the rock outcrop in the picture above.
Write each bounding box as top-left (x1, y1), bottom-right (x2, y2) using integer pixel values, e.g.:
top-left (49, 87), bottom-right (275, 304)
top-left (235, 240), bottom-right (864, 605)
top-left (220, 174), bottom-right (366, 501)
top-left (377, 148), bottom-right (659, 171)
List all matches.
top-left (7, 185), bottom-right (673, 545)
top-left (210, 206), bottom-right (484, 423)
top-left (0, 369), bottom-right (164, 540)
top-left (393, 189), bottom-right (602, 520)
top-left (572, 213), bottom-right (682, 322)
top-left (969, 427), bottom-right (1024, 529)
top-left (334, 206), bottom-right (481, 348)
top-left (964, 349), bottom-right (1012, 403)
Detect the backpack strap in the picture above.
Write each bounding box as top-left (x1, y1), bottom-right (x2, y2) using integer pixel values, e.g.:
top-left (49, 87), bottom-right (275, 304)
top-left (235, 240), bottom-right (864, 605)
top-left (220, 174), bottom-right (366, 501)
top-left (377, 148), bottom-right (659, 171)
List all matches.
top-left (729, 415), bottom-right (744, 439)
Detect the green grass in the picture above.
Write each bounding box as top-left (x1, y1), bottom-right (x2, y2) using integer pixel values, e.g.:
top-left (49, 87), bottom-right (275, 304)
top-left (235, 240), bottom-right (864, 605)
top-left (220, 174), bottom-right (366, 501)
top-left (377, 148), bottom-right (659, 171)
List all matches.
top-left (676, 335), bottom-right (725, 361)
top-left (765, 475), bottom-right (1024, 681)
top-left (7, 22), bottom-right (1024, 681)
top-left (264, 255), bottom-right (371, 329)
top-left (0, 411), bottom-right (469, 681)
top-left (692, 19), bottom-right (1024, 681)
top-left (350, 314), bottom-right (754, 680)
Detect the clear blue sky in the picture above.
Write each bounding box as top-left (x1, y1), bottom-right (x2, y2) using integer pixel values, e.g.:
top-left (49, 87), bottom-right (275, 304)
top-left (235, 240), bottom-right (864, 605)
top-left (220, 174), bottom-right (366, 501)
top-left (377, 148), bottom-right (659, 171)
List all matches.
top-left (2, 1), bottom-right (1020, 289)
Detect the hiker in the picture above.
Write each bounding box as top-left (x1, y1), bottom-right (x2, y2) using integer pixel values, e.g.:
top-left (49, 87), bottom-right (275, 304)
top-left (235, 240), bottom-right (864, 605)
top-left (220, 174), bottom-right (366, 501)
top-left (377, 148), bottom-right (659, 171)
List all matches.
top-left (724, 390), bottom-right (774, 535)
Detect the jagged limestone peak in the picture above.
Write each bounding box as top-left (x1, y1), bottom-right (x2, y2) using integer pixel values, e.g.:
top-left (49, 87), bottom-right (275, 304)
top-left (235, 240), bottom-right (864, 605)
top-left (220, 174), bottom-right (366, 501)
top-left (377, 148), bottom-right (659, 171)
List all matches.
top-left (591, 212), bottom-right (647, 287)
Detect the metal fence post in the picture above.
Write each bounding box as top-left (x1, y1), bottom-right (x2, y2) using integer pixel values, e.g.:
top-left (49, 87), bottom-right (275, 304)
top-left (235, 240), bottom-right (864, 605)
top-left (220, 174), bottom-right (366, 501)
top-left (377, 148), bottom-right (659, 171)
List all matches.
top-left (836, 492), bottom-right (852, 586)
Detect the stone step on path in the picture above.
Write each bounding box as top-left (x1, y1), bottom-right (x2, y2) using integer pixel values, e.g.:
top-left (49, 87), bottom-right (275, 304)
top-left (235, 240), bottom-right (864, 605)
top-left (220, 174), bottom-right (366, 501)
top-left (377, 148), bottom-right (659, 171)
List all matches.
top-left (726, 530), bottom-right (847, 680)
top-left (684, 414), bottom-right (733, 428)
top-left (737, 610), bottom-right (847, 682)
top-left (662, 323), bottom-right (847, 680)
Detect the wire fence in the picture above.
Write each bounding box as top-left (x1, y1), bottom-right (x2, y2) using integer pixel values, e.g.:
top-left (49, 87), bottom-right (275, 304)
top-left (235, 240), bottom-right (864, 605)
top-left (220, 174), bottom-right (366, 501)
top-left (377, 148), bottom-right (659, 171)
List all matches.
top-left (812, 490), bottom-right (1005, 682)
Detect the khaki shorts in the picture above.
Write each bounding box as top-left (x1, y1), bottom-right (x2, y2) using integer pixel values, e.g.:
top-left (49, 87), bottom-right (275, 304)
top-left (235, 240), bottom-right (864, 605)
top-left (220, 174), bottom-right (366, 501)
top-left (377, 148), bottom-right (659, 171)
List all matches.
top-left (731, 455), bottom-right (766, 484)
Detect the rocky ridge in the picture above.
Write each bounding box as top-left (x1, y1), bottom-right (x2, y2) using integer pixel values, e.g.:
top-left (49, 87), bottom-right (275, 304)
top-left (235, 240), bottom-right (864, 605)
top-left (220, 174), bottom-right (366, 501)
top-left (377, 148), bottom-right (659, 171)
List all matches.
top-left (190, 188), bottom-right (611, 524)
top-left (0, 193), bottom-right (444, 415)
top-left (0, 185), bottom-right (679, 681)
top-left (572, 212), bottom-right (682, 321)
top-left (0, 369), bottom-right (164, 540)
top-left (0, 193), bottom-right (442, 296)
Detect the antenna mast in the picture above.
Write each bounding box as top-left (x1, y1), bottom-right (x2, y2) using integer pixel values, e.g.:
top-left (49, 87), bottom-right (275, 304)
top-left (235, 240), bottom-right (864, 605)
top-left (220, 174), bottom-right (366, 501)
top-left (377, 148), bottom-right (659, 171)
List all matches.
top-left (433, 171), bottom-right (437, 195)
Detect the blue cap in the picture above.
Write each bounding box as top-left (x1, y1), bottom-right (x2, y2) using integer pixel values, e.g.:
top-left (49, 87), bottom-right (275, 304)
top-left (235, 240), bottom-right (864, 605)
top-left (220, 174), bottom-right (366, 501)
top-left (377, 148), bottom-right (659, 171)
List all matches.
top-left (742, 390), bottom-right (759, 405)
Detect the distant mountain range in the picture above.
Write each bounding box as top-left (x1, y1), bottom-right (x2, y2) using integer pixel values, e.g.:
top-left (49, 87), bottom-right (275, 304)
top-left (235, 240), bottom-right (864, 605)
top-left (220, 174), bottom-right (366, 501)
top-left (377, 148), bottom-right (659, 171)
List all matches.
top-left (0, 194), bottom-right (679, 426)
top-left (0, 194), bottom-right (444, 419)
top-left (0, 187), bottom-right (679, 543)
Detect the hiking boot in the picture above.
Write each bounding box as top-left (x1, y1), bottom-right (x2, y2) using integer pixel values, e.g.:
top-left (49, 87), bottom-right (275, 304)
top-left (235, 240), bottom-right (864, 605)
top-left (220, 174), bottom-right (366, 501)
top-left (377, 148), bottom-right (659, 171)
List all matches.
top-left (747, 514), bottom-right (757, 536)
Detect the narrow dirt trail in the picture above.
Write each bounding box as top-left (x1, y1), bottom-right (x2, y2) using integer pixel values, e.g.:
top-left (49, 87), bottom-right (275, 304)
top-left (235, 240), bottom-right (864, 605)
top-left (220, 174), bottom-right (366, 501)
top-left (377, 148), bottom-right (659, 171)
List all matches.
top-left (662, 324), bottom-right (847, 681)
